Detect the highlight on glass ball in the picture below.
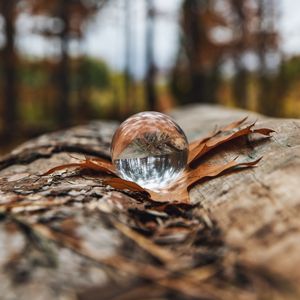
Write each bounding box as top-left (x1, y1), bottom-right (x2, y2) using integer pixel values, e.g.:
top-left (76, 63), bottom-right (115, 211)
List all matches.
top-left (111, 111), bottom-right (189, 190)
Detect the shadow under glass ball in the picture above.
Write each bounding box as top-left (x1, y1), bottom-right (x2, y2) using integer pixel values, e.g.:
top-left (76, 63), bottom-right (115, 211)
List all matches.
top-left (111, 111), bottom-right (189, 190)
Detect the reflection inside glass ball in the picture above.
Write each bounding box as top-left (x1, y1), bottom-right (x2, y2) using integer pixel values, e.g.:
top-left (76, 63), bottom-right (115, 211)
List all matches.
top-left (111, 111), bottom-right (188, 190)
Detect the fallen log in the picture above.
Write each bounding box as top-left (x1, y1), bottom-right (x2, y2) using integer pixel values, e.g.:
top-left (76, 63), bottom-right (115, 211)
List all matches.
top-left (0, 104), bottom-right (299, 300)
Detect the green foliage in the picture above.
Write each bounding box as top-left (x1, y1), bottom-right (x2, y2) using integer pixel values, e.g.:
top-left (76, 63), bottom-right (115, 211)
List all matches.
top-left (0, 56), bottom-right (116, 128)
top-left (78, 57), bottom-right (111, 89)
top-left (17, 57), bottom-right (111, 90)
top-left (19, 63), bottom-right (49, 87)
top-left (281, 56), bottom-right (300, 81)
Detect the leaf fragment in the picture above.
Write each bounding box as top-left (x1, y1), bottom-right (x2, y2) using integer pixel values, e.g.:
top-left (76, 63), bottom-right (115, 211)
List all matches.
top-left (42, 157), bottom-right (116, 176)
top-left (252, 128), bottom-right (276, 135)
top-left (221, 116), bottom-right (249, 131)
top-left (148, 157), bottom-right (262, 203)
top-left (103, 178), bottom-right (150, 195)
top-left (42, 163), bottom-right (83, 176)
top-left (188, 120), bottom-right (274, 166)
top-left (188, 123), bottom-right (256, 165)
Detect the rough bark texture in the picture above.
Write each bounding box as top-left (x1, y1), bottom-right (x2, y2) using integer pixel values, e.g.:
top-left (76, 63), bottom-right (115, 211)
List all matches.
top-left (0, 105), bottom-right (299, 300)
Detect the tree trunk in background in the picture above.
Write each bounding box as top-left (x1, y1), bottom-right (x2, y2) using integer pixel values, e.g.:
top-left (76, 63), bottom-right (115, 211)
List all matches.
top-left (233, 62), bottom-right (248, 108)
top-left (171, 0), bottom-right (221, 105)
top-left (184, 0), bottom-right (206, 103)
top-left (257, 69), bottom-right (271, 115)
top-left (189, 69), bottom-right (220, 104)
top-left (124, 0), bottom-right (133, 114)
top-left (272, 58), bottom-right (289, 117)
top-left (207, 65), bottom-right (220, 104)
top-left (189, 71), bottom-right (206, 103)
top-left (77, 58), bottom-right (90, 121)
top-left (1, 2), bottom-right (17, 142)
top-left (145, 0), bottom-right (157, 111)
top-left (56, 0), bottom-right (70, 128)
top-left (256, 0), bottom-right (270, 116)
top-left (256, 0), bottom-right (280, 116)
top-left (231, 0), bottom-right (248, 109)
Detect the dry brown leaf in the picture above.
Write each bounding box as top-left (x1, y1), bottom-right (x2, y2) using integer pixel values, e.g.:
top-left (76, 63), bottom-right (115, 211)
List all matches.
top-left (187, 157), bottom-right (262, 189)
top-left (188, 121), bottom-right (274, 166)
top-left (42, 163), bottom-right (84, 176)
top-left (188, 116), bottom-right (249, 154)
top-left (188, 122), bottom-right (255, 165)
top-left (221, 116), bottom-right (249, 131)
top-left (43, 118), bottom-right (273, 204)
top-left (103, 177), bottom-right (150, 194)
top-left (43, 157), bottom-right (116, 176)
top-left (252, 128), bottom-right (276, 135)
top-left (148, 158), bottom-right (262, 203)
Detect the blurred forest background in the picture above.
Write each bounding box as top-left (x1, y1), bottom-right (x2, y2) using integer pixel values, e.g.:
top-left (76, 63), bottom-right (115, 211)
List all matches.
top-left (0, 0), bottom-right (300, 151)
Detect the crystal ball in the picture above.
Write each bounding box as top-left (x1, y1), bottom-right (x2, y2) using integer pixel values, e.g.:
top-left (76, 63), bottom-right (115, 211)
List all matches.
top-left (111, 111), bottom-right (188, 190)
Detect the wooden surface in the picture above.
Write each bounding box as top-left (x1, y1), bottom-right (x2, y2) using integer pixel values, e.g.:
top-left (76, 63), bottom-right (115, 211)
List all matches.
top-left (0, 104), bottom-right (299, 300)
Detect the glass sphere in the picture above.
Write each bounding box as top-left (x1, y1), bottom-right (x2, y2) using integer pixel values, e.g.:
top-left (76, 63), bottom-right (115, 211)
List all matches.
top-left (111, 111), bottom-right (188, 190)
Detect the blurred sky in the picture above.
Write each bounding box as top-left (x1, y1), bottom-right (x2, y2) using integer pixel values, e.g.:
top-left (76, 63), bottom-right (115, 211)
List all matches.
top-left (14, 0), bottom-right (300, 78)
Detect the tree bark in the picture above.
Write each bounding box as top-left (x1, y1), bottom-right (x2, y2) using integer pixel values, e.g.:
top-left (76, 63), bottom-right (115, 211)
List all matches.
top-left (0, 105), bottom-right (299, 300)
